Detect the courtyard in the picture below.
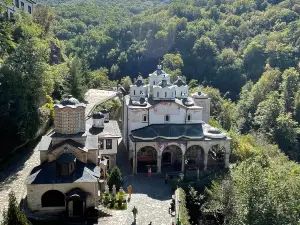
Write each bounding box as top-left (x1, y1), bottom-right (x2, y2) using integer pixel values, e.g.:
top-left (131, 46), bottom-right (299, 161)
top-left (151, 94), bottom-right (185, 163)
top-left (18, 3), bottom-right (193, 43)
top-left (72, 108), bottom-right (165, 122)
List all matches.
top-left (98, 174), bottom-right (174, 225)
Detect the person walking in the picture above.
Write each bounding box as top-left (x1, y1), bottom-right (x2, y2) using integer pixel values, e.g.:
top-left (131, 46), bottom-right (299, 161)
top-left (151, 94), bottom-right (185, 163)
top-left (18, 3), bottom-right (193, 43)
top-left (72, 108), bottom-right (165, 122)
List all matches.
top-left (148, 167), bottom-right (152, 177)
top-left (165, 173), bottom-right (169, 184)
top-left (132, 206), bottom-right (138, 222)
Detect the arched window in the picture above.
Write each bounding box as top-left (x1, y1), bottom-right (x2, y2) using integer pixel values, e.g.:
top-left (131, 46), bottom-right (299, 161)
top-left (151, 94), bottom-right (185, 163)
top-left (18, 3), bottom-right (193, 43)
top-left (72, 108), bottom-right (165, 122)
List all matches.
top-left (140, 90), bottom-right (142, 94)
top-left (143, 114), bottom-right (148, 122)
top-left (41, 190), bottom-right (65, 207)
top-left (187, 114), bottom-right (191, 121)
top-left (175, 91), bottom-right (176, 96)
top-left (165, 92), bottom-right (167, 97)
top-left (157, 92), bottom-right (159, 97)
top-left (153, 81), bottom-right (156, 85)
top-left (165, 114), bottom-right (170, 122)
top-left (134, 90), bottom-right (136, 95)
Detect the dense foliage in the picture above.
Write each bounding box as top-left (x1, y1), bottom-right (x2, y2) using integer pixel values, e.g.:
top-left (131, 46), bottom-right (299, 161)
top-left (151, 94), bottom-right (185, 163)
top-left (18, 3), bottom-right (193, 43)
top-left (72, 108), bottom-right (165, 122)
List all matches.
top-left (1, 191), bottom-right (28, 225)
top-left (45, 0), bottom-right (300, 100)
top-left (107, 166), bottom-right (124, 191)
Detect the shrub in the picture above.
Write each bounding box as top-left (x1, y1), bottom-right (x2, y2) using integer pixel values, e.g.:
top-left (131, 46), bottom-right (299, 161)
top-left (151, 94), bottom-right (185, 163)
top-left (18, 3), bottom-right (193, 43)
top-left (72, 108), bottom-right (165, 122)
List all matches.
top-left (107, 166), bottom-right (124, 190)
top-left (178, 188), bottom-right (191, 225)
top-left (1, 191), bottom-right (29, 225)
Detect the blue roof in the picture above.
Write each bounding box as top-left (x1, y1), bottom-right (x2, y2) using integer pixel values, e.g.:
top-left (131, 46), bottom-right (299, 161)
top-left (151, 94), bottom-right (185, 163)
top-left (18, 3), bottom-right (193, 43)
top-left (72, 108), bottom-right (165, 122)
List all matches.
top-left (27, 161), bottom-right (100, 184)
top-left (130, 124), bottom-right (204, 141)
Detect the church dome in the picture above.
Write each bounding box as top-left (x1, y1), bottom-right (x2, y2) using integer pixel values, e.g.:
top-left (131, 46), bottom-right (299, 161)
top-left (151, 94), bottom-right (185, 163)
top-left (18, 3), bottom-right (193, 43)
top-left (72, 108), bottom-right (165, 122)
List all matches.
top-left (207, 127), bottom-right (222, 134)
top-left (92, 112), bottom-right (105, 119)
top-left (135, 75), bottom-right (144, 87)
top-left (173, 76), bottom-right (187, 87)
top-left (60, 95), bottom-right (80, 106)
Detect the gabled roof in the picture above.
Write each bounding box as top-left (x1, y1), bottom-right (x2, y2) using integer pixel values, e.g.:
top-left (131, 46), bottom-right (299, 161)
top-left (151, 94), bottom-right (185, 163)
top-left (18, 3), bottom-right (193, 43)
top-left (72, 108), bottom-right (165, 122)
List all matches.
top-left (130, 123), bottom-right (204, 141)
top-left (49, 139), bottom-right (88, 152)
top-left (27, 161), bottom-right (100, 184)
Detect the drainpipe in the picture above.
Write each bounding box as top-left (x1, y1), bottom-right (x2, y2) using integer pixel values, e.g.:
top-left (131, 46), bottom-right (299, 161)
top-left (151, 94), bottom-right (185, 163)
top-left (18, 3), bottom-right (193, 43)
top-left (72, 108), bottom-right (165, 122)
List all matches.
top-left (134, 142), bottom-right (137, 175)
top-left (148, 108), bottom-right (150, 126)
top-left (185, 108), bottom-right (187, 124)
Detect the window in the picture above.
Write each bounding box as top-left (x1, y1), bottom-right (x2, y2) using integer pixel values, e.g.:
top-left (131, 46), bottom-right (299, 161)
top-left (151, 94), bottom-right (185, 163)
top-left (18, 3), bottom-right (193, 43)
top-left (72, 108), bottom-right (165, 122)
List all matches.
top-left (157, 92), bottom-right (159, 97)
top-left (106, 139), bottom-right (112, 149)
top-left (153, 81), bottom-right (155, 85)
top-left (99, 140), bottom-right (104, 149)
top-left (175, 91), bottom-right (176, 96)
top-left (134, 90), bottom-right (135, 95)
top-left (21, 1), bottom-right (24, 9)
top-left (28, 5), bottom-right (31, 14)
top-left (15, 0), bottom-right (19, 8)
top-left (165, 114), bottom-right (170, 122)
top-left (142, 114), bottom-right (147, 122)
top-left (165, 92), bottom-right (167, 97)
top-left (187, 114), bottom-right (191, 121)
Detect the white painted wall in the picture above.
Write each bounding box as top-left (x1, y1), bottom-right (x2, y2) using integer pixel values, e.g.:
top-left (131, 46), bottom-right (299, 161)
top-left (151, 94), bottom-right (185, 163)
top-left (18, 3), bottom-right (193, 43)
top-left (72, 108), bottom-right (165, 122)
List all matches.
top-left (129, 85), bottom-right (148, 101)
top-left (152, 86), bottom-right (176, 100)
top-left (128, 108), bottom-right (148, 132)
top-left (186, 109), bottom-right (203, 123)
top-left (175, 85), bottom-right (188, 98)
top-left (192, 98), bottom-right (211, 123)
top-left (98, 138), bottom-right (118, 155)
top-left (149, 102), bottom-right (186, 124)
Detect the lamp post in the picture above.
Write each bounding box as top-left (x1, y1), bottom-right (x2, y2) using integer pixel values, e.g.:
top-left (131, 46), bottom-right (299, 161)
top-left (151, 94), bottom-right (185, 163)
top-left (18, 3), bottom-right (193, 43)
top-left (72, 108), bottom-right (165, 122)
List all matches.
top-left (177, 200), bottom-right (182, 225)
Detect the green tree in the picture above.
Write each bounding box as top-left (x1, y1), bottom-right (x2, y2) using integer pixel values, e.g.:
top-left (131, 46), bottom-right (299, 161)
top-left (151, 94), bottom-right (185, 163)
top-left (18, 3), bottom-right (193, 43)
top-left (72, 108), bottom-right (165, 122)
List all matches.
top-left (254, 91), bottom-right (282, 138)
top-left (66, 56), bottom-right (86, 100)
top-left (107, 166), bottom-right (124, 191)
top-left (162, 53), bottom-right (184, 71)
top-left (1, 191), bottom-right (28, 225)
top-left (280, 67), bottom-right (300, 112)
top-left (274, 113), bottom-right (299, 159)
top-left (120, 76), bottom-right (132, 94)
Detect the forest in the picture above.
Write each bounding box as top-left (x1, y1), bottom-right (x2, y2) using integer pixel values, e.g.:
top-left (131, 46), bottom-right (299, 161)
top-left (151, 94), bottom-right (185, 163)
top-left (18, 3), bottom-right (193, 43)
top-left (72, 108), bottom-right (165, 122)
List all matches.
top-left (1, 0), bottom-right (300, 224)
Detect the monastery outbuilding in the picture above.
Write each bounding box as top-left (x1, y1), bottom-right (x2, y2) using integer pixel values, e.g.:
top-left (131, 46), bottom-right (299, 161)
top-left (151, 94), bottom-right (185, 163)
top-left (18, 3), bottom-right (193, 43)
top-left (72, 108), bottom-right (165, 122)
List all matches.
top-left (122, 65), bottom-right (231, 174)
top-left (26, 95), bottom-right (120, 218)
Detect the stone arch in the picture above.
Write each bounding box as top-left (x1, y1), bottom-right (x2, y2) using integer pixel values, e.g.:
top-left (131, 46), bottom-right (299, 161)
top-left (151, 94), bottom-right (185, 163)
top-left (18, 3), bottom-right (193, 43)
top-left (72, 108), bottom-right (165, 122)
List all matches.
top-left (185, 145), bottom-right (205, 170)
top-left (137, 146), bottom-right (158, 173)
top-left (161, 145), bottom-right (182, 172)
top-left (208, 144), bottom-right (225, 169)
top-left (41, 190), bottom-right (65, 207)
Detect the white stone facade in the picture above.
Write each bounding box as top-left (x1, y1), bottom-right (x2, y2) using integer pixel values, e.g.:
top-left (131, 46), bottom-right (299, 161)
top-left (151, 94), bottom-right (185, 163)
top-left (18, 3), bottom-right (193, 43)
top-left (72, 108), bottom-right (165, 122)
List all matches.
top-left (1, 0), bottom-right (36, 19)
top-left (122, 65), bottom-right (230, 174)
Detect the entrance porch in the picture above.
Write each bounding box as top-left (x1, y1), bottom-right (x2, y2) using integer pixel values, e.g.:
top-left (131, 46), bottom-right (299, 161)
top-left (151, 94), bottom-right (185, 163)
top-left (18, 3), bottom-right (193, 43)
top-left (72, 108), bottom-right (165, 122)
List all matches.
top-left (131, 140), bottom-right (231, 174)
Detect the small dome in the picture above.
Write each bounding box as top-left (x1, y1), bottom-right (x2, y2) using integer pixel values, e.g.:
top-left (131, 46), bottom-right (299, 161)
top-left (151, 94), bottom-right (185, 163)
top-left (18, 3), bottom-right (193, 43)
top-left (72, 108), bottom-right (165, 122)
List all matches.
top-left (135, 75), bottom-right (144, 87)
top-left (60, 95), bottom-right (80, 106)
top-left (92, 112), bottom-right (105, 119)
top-left (207, 127), bottom-right (222, 134)
top-left (173, 76), bottom-right (187, 87)
top-left (100, 109), bottom-right (110, 114)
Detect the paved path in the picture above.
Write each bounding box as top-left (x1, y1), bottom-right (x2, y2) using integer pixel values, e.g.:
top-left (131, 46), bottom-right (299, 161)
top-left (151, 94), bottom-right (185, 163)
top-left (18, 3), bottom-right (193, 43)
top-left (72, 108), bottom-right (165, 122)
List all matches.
top-left (97, 140), bottom-right (175, 225)
top-left (0, 145), bottom-right (40, 221)
top-left (84, 89), bottom-right (117, 117)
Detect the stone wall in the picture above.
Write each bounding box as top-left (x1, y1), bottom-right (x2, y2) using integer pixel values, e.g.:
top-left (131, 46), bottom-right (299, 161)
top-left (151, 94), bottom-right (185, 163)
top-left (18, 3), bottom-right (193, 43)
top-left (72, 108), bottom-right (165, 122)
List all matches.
top-left (27, 182), bottom-right (98, 214)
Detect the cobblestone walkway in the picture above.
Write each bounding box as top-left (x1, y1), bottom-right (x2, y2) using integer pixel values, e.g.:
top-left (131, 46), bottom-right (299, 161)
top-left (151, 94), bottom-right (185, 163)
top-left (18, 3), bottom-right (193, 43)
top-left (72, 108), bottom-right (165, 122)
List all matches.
top-left (98, 175), bottom-right (174, 225)
top-left (98, 140), bottom-right (174, 225)
top-left (0, 144), bottom-right (40, 221)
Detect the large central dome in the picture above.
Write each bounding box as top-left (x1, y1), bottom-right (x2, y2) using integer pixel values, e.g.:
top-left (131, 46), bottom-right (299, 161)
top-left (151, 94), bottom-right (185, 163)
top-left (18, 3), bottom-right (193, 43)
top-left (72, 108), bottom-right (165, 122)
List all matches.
top-left (60, 95), bottom-right (80, 106)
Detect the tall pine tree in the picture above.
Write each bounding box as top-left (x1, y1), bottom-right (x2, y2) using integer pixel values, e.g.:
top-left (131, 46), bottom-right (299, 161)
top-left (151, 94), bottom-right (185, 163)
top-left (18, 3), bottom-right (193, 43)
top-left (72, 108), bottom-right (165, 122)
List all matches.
top-left (1, 191), bottom-right (28, 225)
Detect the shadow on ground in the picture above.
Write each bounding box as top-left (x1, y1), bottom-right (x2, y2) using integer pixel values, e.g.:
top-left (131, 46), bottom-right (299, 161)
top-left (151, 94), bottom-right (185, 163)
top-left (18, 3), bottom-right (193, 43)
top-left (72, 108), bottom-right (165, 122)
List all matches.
top-left (0, 137), bottom-right (41, 189)
top-left (116, 140), bottom-right (173, 201)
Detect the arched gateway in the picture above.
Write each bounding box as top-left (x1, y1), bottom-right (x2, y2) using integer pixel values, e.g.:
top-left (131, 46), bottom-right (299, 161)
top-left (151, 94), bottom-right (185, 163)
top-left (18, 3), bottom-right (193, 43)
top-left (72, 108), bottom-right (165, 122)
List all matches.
top-left (185, 145), bottom-right (205, 170)
top-left (136, 146), bottom-right (157, 173)
top-left (161, 145), bottom-right (182, 172)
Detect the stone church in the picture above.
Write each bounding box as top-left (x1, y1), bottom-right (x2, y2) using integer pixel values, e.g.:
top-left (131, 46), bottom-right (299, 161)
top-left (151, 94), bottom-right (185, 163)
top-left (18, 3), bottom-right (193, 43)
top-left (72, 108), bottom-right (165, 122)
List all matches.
top-left (26, 95), bottom-right (120, 217)
top-left (122, 65), bottom-right (231, 174)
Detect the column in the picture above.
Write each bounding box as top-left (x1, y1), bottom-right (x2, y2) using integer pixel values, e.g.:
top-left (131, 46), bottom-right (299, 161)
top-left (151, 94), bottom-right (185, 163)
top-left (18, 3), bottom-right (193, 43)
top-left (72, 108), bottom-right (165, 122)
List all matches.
top-left (133, 155), bottom-right (136, 175)
top-left (181, 154), bottom-right (185, 172)
top-left (204, 151), bottom-right (208, 171)
top-left (157, 154), bottom-right (161, 173)
top-left (224, 141), bottom-right (231, 168)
